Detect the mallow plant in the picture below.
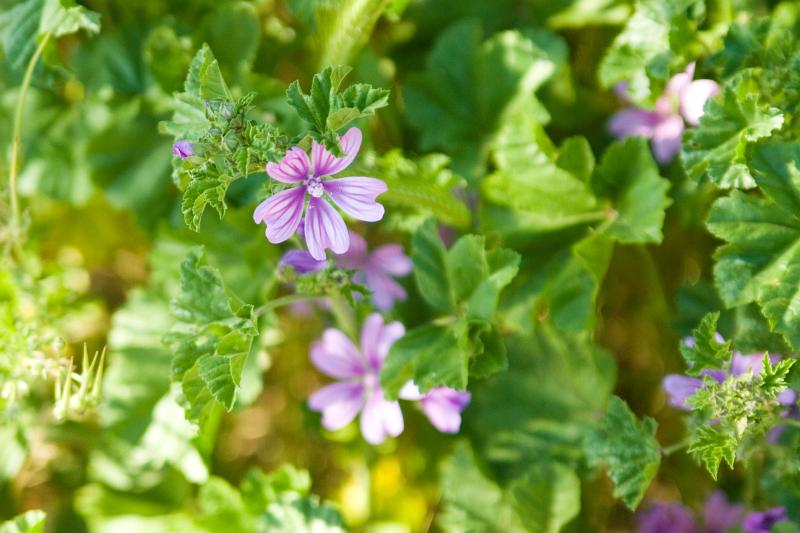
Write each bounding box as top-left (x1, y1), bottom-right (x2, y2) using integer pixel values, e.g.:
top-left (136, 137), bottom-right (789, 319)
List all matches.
top-left (4, 0), bottom-right (800, 532)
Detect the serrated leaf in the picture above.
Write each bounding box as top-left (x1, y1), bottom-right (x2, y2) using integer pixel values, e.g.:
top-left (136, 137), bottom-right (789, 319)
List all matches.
top-left (164, 248), bottom-right (258, 422)
top-left (688, 425), bottom-right (737, 480)
top-left (681, 77), bottom-right (784, 189)
top-left (507, 463), bottom-right (581, 533)
top-left (593, 137), bottom-right (671, 244)
top-left (679, 312), bottom-right (731, 374)
top-left (585, 396), bottom-right (660, 510)
top-left (758, 355), bottom-right (795, 400)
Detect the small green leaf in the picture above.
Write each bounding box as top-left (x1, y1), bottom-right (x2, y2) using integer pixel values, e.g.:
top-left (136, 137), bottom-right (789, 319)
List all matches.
top-left (679, 312), bottom-right (731, 374)
top-left (585, 396), bottom-right (660, 510)
top-left (411, 219), bottom-right (453, 313)
top-left (688, 425), bottom-right (737, 480)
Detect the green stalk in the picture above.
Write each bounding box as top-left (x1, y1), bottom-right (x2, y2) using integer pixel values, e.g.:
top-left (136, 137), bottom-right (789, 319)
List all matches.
top-left (8, 31), bottom-right (52, 257)
top-left (328, 294), bottom-right (358, 340)
top-left (254, 293), bottom-right (319, 316)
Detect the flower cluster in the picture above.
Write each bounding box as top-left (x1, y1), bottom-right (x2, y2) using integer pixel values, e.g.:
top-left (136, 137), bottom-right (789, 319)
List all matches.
top-left (609, 63), bottom-right (720, 163)
top-left (308, 314), bottom-right (471, 444)
top-left (637, 492), bottom-right (787, 533)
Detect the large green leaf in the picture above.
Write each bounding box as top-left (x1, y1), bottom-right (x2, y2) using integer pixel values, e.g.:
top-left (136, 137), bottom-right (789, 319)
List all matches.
top-left (584, 396), bottom-right (660, 510)
top-left (0, 511), bottom-right (46, 533)
top-left (405, 20), bottom-right (557, 180)
top-left (706, 142), bottom-right (800, 348)
top-left (164, 248), bottom-right (258, 422)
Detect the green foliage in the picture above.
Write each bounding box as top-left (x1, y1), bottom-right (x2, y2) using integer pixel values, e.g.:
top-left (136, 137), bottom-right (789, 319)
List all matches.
top-left (679, 312), bottom-right (731, 374)
top-left (687, 426), bottom-right (737, 481)
top-left (598, 0), bottom-right (703, 103)
top-left (381, 220), bottom-right (519, 396)
top-left (584, 396), bottom-right (660, 510)
top-left (405, 20), bottom-right (558, 180)
top-left (707, 142), bottom-right (800, 349)
top-left (315, 0), bottom-right (392, 68)
top-left (165, 248), bottom-right (258, 423)
top-left (0, 511), bottom-right (45, 533)
top-left (286, 65), bottom-right (389, 152)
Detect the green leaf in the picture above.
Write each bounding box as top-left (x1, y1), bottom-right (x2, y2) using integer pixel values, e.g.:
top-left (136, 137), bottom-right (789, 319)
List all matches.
top-left (315, 0), bottom-right (390, 68)
top-left (165, 248), bottom-right (258, 422)
top-left (758, 355), bottom-right (796, 400)
top-left (263, 497), bottom-right (347, 533)
top-left (688, 425), bottom-right (737, 480)
top-left (707, 142), bottom-right (800, 349)
top-left (584, 396), bottom-right (660, 510)
top-left (679, 312), bottom-right (731, 374)
top-left (0, 511), bottom-right (46, 533)
top-left (201, 2), bottom-right (260, 80)
top-left (405, 20), bottom-right (557, 180)
top-left (507, 463), bottom-right (581, 533)
top-left (593, 137), bottom-right (671, 244)
top-left (598, 0), bottom-right (702, 103)
top-left (411, 219), bottom-right (453, 313)
top-left (681, 77), bottom-right (784, 189)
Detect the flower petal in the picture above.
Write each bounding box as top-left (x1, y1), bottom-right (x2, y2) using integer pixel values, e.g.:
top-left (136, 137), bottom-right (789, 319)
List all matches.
top-left (359, 313), bottom-right (404, 368)
top-left (360, 389), bottom-right (404, 444)
top-left (253, 186), bottom-right (306, 244)
top-left (310, 328), bottom-right (365, 378)
top-left (304, 197), bottom-right (350, 260)
top-left (651, 115), bottom-right (684, 164)
top-left (421, 388), bottom-right (471, 433)
top-left (266, 147), bottom-right (311, 183)
top-left (680, 79), bottom-right (721, 126)
top-left (398, 381), bottom-right (423, 401)
top-left (662, 374), bottom-right (703, 410)
top-left (663, 62), bottom-right (695, 101)
top-left (325, 177), bottom-right (387, 222)
top-left (312, 127), bottom-right (362, 177)
top-left (280, 249), bottom-right (328, 274)
top-left (370, 244), bottom-right (413, 276)
top-left (309, 381), bottom-right (365, 431)
top-left (335, 230), bottom-right (369, 269)
top-left (607, 108), bottom-right (658, 139)
top-left (365, 269), bottom-right (407, 311)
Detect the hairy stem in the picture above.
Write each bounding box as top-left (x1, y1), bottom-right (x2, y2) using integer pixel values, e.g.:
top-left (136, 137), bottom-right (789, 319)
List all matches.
top-left (254, 293), bottom-right (319, 316)
top-left (9, 31), bottom-right (52, 256)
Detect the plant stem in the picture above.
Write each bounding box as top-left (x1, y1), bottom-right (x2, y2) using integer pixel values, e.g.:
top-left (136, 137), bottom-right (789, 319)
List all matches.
top-left (662, 437), bottom-right (690, 456)
top-left (8, 31), bottom-right (52, 256)
top-left (328, 295), bottom-right (357, 340)
top-left (254, 293), bottom-right (318, 316)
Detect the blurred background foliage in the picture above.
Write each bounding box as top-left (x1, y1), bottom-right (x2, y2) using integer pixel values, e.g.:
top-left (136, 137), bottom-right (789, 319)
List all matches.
top-left (1, 0), bottom-right (799, 531)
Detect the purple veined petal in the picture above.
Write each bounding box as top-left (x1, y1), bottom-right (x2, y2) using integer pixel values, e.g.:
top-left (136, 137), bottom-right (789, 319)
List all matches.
top-left (680, 79), bottom-right (720, 126)
top-left (636, 502), bottom-right (698, 533)
top-left (651, 114), bottom-right (684, 164)
top-left (373, 320), bottom-right (404, 367)
top-left (266, 147), bottom-right (311, 183)
top-left (312, 127), bottom-right (363, 177)
top-left (421, 388), bottom-right (471, 433)
top-left (663, 374), bottom-right (704, 410)
top-left (310, 328), bottom-right (365, 378)
top-left (309, 381), bottom-right (365, 431)
top-left (335, 230), bottom-right (369, 270)
top-left (324, 177), bottom-right (387, 222)
top-left (365, 268), bottom-right (407, 311)
top-left (398, 381), bottom-right (423, 401)
top-left (304, 197), bottom-right (350, 260)
top-left (703, 491), bottom-right (743, 533)
top-left (370, 244), bottom-right (413, 277)
top-left (280, 249), bottom-right (328, 274)
top-left (360, 388), bottom-right (404, 444)
top-left (253, 186), bottom-right (307, 244)
top-left (172, 140), bottom-right (193, 159)
top-left (608, 108), bottom-right (659, 139)
top-left (742, 507), bottom-right (788, 533)
top-left (360, 313), bottom-right (404, 368)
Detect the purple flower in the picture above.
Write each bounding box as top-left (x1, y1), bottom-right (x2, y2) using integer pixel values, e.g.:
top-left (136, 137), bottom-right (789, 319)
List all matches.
top-left (172, 140), bottom-right (193, 159)
top-left (703, 491), bottom-right (743, 533)
top-left (399, 382), bottom-right (471, 433)
top-left (609, 63), bottom-right (720, 163)
top-left (663, 370), bottom-right (725, 410)
top-left (253, 128), bottom-right (388, 261)
top-left (308, 313), bottom-right (405, 444)
top-left (637, 502), bottom-right (698, 533)
top-left (742, 507), bottom-right (788, 533)
top-left (335, 231), bottom-right (413, 311)
top-left (279, 249), bottom-right (328, 275)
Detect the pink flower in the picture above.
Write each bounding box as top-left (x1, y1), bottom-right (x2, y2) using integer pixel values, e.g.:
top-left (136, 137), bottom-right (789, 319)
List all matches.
top-left (608, 63), bottom-right (720, 163)
top-left (253, 128), bottom-right (388, 260)
top-left (336, 231), bottom-right (413, 311)
top-left (172, 141), bottom-right (193, 159)
top-left (399, 382), bottom-right (471, 433)
top-left (279, 249), bottom-right (328, 274)
top-left (308, 314), bottom-right (405, 444)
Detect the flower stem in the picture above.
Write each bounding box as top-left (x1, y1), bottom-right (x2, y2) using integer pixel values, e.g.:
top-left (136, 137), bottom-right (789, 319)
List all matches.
top-left (254, 293), bottom-right (318, 316)
top-left (328, 295), bottom-right (358, 340)
top-left (662, 437), bottom-right (690, 456)
top-left (8, 31), bottom-right (52, 257)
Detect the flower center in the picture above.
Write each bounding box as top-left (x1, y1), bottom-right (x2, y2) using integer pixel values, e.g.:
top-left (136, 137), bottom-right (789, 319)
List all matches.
top-left (306, 176), bottom-right (324, 198)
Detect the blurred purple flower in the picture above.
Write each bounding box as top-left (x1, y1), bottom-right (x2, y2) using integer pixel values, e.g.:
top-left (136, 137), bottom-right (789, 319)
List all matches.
top-left (172, 140), bottom-right (193, 159)
top-left (608, 63), bottom-right (720, 163)
top-left (399, 382), bottom-right (471, 433)
top-left (308, 314), bottom-right (405, 444)
top-left (253, 128), bottom-right (388, 260)
top-left (279, 249), bottom-right (328, 275)
top-left (703, 491), bottom-right (743, 533)
top-left (742, 507), bottom-right (788, 533)
top-left (637, 502), bottom-right (698, 533)
top-left (336, 231), bottom-right (413, 311)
